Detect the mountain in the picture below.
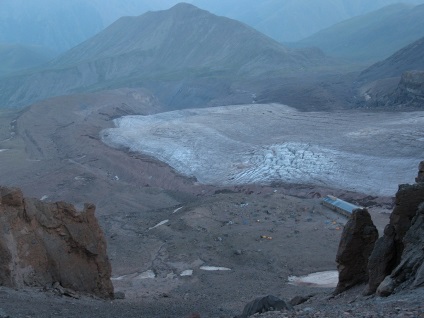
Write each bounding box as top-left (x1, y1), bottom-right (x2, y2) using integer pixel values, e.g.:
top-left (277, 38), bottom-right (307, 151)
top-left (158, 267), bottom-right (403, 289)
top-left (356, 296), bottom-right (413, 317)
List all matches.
top-left (359, 36), bottom-right (424, 82)
top-left (0, 44), bottom-right (54, 77)
top-left (356, 36), bottom-right (424, 108)
top-left (294, 4), bottom-right (424, 63)
top-left (191, 0), bottom-right (424, 42)
top-left (3, 0), bottom-right (424, 54)
top-left (0, 3), bottom-right (327, 110)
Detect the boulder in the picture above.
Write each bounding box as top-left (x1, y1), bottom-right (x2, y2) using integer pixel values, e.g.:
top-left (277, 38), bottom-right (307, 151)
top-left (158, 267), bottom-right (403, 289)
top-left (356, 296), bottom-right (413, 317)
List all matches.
top-left (0, 186), bottom-right (113, 298)
top-left (334, 208), bottom-right (378, 295)
top-left (237, 295), bottom-right (293, 318)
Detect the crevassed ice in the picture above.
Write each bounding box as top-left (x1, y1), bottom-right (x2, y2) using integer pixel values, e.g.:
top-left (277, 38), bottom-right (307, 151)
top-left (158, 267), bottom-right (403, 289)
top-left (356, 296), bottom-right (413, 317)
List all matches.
top-left (100, 105), bottom-right (420, 196)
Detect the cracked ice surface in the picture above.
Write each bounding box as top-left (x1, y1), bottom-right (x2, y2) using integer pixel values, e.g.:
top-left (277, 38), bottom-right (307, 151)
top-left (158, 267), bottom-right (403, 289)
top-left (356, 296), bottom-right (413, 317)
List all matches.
top-left (101, 104), bottom-right (424, 196)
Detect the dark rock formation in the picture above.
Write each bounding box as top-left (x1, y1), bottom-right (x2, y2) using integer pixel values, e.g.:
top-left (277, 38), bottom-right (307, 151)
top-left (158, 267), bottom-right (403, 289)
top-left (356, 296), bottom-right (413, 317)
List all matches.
top-left (416, 161), bottom-right (424, 183)
top-left (363, 224), bottom-right (396, 295)
top-left (365, 162), bottom-right (424, 296)
top-left (237, 295), bottom-right (293, 318)
top-left (390, 183), bottom-right (424, 264)
top-left (334, 208), bottom-right (378, 295)
top-left (377, 203), bottom-right (424, 296)
top-left (0, 186), bottom-right (113, 298)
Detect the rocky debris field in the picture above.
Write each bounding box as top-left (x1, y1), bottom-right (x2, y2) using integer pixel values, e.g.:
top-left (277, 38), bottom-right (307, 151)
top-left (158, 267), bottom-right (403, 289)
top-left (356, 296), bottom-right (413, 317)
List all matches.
top-left (0, 93), bottom-right (422, 317)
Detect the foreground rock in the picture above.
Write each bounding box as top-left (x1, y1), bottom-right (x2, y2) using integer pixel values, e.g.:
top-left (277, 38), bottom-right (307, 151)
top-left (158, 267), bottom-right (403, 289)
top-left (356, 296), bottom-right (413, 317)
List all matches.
top-left (377, 202), bottom-right (424, 296)
top-left (237, 295), bottom-right (293, 318)
top-left (365, 171), bottom-right (424, 295)
top-left (416, 161), bottom-right (424, 182)
top-left (0, 186), bottom-right (113, 298)
top-left (334, 208), bottom-right (378, 295)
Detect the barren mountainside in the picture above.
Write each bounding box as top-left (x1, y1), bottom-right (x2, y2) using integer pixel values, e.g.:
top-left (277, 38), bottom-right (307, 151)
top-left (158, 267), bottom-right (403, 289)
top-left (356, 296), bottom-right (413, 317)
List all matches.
top-left (0, 3), bottom-right (327, 110)
top-left (294, 4), bottom-right (424, 63)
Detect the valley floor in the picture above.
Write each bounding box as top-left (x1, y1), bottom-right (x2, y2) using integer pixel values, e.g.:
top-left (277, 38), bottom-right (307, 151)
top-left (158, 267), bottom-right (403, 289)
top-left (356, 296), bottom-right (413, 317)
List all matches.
top-left (0, 93), bottom-right (422, 317)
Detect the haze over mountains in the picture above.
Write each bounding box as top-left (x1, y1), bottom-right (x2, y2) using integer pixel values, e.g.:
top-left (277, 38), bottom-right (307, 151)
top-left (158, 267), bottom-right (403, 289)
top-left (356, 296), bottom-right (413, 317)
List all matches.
top-left (0, 3), bottom-right (329, 110)
top-left (295, 3), bottom-right (424, 63)
top-left (2, 0), bottom-right (424, 55)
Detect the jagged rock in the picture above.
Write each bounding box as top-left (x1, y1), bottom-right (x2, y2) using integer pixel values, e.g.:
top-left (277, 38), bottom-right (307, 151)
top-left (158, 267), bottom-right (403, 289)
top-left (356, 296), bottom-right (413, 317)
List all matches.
top-left (377, 202), bottom-right (424, 296)
top-left (334, 208), bottom-right (378, 295)
top-left (0, 186), bottom-right (113, 298)
top-left (366, 162), bottom-right (424, 296)
top-left (237, 295), bottom-right (293, 318)
top-left (416, 161), bottom-right (424, 183)
top-left (363, 224), bottom-right (396, 295)
top-left (389, 183), bottom-right (424, 264)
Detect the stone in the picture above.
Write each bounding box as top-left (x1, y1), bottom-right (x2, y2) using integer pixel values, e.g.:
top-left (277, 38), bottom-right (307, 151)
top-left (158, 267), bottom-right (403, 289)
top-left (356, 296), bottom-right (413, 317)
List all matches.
top-left (389, 183), bottom-right (424, 263)
top-left (363, 224), bottom-right (396, 295)
top-left (365, 165), bottom-right (424, 295)
top-left (237, 295), bottom-right (293, 318)
top-left (289, 295), bottom-right (311, 306)
top-left (334, 208), bottom-right (378, 295)
top-left (416, 161), bottom-right (424, 183)
top-left (377, 203), bottom-right (424, 296)
top-left (114, 291), bottom-right (126, 299)
top-left (376, 276), bottom-right (395, 297)
top-left (0, 186), bottom-right (113, 298)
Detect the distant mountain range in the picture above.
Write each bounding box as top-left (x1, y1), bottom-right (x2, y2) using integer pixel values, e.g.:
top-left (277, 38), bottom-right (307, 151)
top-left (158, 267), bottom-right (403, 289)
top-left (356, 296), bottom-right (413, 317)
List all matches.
top-left (293, 3), bottom-right (424, 63)
top-left (192, 0), bottom-right (424, 43)
top-left (2, 0), bottom-right (424, 54)
top-left (0, 3), bottom-right (328, 110)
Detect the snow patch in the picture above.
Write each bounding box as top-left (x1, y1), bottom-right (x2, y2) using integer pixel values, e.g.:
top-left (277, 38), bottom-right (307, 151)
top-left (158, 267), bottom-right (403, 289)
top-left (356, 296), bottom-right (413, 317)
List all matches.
top-left (149, 219), bottom-right (169, 230)
top-left (135, 270), bottom-right (156, 279)
top-left (200, 266), bottom-right (231, 271)
top-left (180, 270), bottom-right (193, 276)
top-left (288, 270), bottom-right (338, 288)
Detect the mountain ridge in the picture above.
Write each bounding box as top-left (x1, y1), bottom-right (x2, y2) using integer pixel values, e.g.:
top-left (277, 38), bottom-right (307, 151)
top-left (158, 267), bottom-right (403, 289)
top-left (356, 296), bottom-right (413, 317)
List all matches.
top-left (294, 3), bottom-right (424, 63)
top-left (0, 3), bottom-right (328, 110)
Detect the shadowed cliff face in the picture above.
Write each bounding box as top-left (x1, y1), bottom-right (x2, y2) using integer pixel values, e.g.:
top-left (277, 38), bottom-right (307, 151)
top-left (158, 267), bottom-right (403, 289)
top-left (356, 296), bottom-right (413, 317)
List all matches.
top-left (0, 186), bottom-right (113, 299)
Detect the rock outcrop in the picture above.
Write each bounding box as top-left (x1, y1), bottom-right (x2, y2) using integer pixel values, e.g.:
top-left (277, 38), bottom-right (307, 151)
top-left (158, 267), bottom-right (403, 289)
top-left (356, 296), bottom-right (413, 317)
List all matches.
top-left (334, 208), bottom-right (378, 295)
top-left (416, 161), bottom-right (424, 183)
top-left (0, 186), bottom-right (113, 299)
top-left (391, 71), bottom-right (424, 107)
top-left (237, 295), bottom-right (293, 318)
top-left (377, 203), bottom-right (424, 296)
top-left (364, 162), bottom-right (424, 295)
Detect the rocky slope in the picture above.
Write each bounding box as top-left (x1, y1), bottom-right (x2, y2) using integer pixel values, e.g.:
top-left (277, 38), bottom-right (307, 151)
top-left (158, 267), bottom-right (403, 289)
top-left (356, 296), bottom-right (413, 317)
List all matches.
top-left (0, 3), bottom-right (329, 110)
top-left (0, 186), bottom-right (113, 299)
top-left (356, 36), bottom-right (424, 108)
top-left (294, 4), bottom-right (424, 63)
